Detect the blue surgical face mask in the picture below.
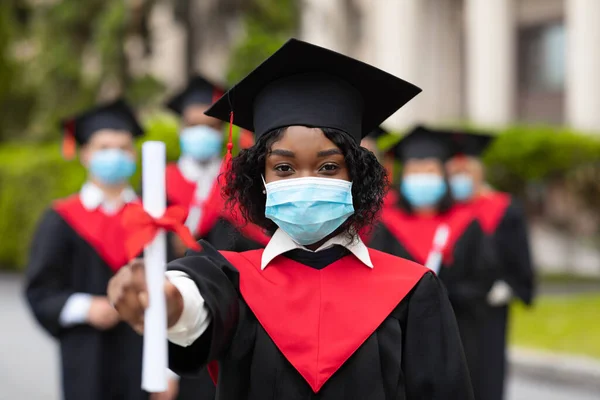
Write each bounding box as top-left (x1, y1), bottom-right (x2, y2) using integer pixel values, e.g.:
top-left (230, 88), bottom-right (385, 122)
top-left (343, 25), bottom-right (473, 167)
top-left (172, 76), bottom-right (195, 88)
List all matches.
top-left (450, 173), bottom-right (474, 201)
top-left (89, 148), bottom-right (136, 185)
top-left (180, 125), bottom-right (223, 161)
top-left (264, 177), bottom-right (355, 246)
top-left (401, 173), bottom-right (447, 208)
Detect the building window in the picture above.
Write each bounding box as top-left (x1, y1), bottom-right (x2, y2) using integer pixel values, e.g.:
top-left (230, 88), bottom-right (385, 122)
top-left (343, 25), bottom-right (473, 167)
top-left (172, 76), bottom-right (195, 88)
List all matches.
top-left (518, 22), bottom-right (566, 124)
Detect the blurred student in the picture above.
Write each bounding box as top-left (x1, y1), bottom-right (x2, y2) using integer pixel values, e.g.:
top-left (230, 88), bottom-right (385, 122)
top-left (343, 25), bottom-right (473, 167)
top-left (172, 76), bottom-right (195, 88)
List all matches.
top-left (446, 131), bottom-right (536, 400)
top-left (24, 99), bottom-right (177, 400)
top-left (164, 76), bottom-right (270, 399)
top-left (164, 75), bottom-right (270, 258)
top-left (367, 125), bottom-right (499, 400)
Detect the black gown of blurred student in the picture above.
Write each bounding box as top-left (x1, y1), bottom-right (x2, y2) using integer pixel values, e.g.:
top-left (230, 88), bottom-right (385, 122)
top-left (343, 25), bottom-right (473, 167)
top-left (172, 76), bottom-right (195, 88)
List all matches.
top-left (166, 39), bottom-right (475, 400)
top-left (450, 132), bottom-right (535, 400)
top-left (367, 127), bottom-right (498, 398)
top-left (164, 75), bottom-right (270, 400)
top-left (24, 100), bottom-right (161, 400)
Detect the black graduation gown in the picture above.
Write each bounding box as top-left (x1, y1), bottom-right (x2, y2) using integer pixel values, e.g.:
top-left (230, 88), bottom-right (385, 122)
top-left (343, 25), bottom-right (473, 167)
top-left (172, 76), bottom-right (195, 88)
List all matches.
top-left (167, 241), bottom-right (475, 400)
top-left (368, 204), bottom-right (498, 399)
top-left (175, 220), bottom-right (267, 400)
top-left (461, 194), bottom-right (535, 400)
top-left (165, 168), bottom-right (270, 400)
top-left (23, 196), bottom-right (162, 400)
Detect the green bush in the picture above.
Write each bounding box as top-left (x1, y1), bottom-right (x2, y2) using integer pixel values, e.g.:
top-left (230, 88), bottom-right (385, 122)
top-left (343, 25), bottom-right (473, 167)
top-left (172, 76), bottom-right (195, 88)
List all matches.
top-left (0, 143), bottom-right (86, 269)
top-left (380, 125), bottom-right (600, 196)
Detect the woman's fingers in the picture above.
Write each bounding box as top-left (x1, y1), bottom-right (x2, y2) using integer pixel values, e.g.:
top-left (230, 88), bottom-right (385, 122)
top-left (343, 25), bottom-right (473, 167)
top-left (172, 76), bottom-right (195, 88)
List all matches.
top-left (107, 260), bottom-right (148, 330)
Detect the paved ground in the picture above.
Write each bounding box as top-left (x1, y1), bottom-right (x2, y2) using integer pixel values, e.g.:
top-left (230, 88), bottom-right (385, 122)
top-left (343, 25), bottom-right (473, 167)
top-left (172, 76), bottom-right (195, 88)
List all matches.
top-left (1, 274), bottom-right (598, 400)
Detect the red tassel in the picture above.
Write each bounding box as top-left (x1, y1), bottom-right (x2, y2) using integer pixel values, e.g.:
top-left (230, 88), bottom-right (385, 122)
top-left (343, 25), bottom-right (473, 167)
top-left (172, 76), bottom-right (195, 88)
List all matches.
top-left (222, 111), bottom-right (234, 165)
top-left (227, 111), bottom-right (234, 155)
top-left (217, 111), bottom-right (235, 188)
top-left (62, 120), bottom-right (76, 160)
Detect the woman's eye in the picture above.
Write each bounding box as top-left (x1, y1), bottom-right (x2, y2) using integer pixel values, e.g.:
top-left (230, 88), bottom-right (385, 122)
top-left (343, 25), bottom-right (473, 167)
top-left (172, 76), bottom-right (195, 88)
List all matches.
top-left (320, 163), bottom-right (339, 172)
top-left (275, 165), bottom-right (293, 173)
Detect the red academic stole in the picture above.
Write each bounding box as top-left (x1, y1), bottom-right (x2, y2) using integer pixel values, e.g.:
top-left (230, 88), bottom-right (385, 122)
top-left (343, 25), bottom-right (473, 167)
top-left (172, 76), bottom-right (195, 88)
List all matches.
top-left (53, 195), bottom-right (137, 272)
top-left (220, 248), bottom-right (427, 392)
top-left (456, 192), bottom-right (511, 235)
top-left (380, 205), bottom-right (476, 265)
top-left (165, 163), bottom-right (270, 246)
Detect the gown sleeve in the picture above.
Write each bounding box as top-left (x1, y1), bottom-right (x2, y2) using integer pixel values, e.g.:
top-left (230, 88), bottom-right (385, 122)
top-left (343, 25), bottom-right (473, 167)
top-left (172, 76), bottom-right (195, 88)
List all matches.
top-left (24, 209), bottom-right (74, 338)
top-left (446, 220), bottom-right (500, 308)
top-left (403, 272), bottom-right (475, 400)
top-left (496, 200), bottom-right (536, 305)
top-left (166, 240), bottom-right (241, 376)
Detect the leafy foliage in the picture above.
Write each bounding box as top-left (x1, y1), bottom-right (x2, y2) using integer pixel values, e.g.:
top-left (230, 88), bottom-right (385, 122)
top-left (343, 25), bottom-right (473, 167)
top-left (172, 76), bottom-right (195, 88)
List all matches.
top-left (226, 0), bottom-right (298, 84)
top-left (0, 0), bottom-right (164, 143)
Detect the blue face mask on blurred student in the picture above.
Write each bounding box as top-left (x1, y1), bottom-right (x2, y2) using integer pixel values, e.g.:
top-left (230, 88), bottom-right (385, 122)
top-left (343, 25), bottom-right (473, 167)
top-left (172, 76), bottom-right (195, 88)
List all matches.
top-left (180, 125), bottom-right (223, 161)
top-left (89, 149), bottom-right (137, 185)
top-left (450, 174), bottom-right (474, 201)
top-left (401, 173), bottom-right (447, 208)
top-left (264, 177), bottom-right (355, 246)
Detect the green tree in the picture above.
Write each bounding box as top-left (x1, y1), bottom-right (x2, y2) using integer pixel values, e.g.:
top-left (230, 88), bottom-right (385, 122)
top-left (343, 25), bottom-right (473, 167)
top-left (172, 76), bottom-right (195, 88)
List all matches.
top-left (0, 0), bottom-right (164, 143)
top-left (227, 0), bottom-right (298, 84)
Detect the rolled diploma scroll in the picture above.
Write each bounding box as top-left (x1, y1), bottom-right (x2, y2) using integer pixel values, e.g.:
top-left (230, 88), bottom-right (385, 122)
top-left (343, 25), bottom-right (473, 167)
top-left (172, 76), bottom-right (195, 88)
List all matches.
top-left (141, 141), bottom-right (168, 392)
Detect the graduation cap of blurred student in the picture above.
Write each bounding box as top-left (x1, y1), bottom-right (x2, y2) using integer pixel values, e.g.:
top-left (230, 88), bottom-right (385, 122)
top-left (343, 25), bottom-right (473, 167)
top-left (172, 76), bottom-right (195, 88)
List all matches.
top-left (449, 131), bottom-right (495, 158)
top-left (61, 98), bottom-right (144, 159)
top-left (165, 75), bottom-right (226, 116)
top-left (391, 125), bottom-right (456, 163)
top-left (165, 38), bottom-right (474, 399)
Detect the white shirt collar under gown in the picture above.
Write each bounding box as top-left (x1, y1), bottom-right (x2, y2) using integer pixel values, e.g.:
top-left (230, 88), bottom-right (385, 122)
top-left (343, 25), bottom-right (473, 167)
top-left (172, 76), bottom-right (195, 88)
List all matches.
top-left (79, 182), bottom-right (137, 215)
top-left (261, 228), bottom-right (374, 270)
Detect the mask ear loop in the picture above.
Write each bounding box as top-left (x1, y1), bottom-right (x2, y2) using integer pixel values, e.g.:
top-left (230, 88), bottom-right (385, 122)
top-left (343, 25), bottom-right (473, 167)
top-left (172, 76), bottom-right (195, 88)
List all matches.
top-left (261, 175), bottom-right (267, 194)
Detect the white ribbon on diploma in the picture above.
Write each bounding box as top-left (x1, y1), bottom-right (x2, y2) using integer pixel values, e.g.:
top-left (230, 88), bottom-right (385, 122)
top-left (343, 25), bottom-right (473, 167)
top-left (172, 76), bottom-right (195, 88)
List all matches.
top-left (141, 141), bottom-right (168, 392)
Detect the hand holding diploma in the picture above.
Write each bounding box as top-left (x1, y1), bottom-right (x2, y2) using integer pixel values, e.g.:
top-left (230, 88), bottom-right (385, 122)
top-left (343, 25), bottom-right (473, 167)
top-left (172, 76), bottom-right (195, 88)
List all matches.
top-left (107, 258), bottom-right (184, 334)
top-left (107, 141), bottom-right (200, 393)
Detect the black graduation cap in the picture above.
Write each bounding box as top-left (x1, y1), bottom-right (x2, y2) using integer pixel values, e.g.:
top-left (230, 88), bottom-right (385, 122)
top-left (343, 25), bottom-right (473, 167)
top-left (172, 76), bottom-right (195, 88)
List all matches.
top-left (60, 98), bottom-right (144, 159)
top-left (166, 75), bottom-right (226, 115)
top-left (450, 131), bottom-right (495, 157)
top-left (204, 39), bottom-right (421, 143)
top-left (392, 125), bottom-right (455, 162)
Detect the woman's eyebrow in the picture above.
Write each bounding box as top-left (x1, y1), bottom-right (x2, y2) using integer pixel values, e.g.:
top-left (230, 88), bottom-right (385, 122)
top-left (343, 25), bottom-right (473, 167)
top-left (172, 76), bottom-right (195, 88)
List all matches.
top-left (317, 148), bottom-right (343, 157)
top-left (269, 149), bottom-right (295, 157)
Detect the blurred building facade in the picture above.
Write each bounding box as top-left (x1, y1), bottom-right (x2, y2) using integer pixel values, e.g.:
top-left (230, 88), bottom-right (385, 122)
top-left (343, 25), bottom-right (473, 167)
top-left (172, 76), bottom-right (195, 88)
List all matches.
top-left (301, 0), bottom-right (600, 133)
top-left (148, 0), bottom-right (599, 133)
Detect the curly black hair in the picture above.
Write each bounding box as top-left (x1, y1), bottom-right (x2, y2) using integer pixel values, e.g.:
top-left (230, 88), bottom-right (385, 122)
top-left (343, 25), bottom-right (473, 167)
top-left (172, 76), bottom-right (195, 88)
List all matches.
top-left (223, 126), bottom-right (389, 236)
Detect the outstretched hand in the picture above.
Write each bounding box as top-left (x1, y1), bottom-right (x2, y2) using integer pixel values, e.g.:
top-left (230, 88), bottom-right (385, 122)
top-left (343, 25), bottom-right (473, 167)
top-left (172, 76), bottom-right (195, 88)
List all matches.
top-left (107, 259), bottom-right (184, 334)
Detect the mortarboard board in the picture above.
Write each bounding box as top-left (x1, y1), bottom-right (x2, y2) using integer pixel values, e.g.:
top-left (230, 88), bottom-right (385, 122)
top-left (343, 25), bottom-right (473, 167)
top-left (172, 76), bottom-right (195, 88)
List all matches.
top-left (204, 39), bottom-right (421, 143)
top-left (166, 75), bottom-right (226, 115)
top-left (450, 131), bottom-right (495, 157)
top-left (60, 98), bottom-right (144, 159)
top-left (392, 125), bottom-right (455, 163)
